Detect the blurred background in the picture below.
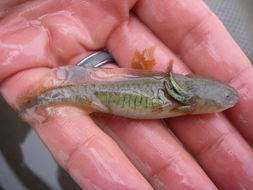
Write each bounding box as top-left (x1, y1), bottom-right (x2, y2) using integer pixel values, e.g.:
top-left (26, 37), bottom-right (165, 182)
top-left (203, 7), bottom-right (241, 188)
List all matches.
top-left (0, 0), bottom-right (253, 189)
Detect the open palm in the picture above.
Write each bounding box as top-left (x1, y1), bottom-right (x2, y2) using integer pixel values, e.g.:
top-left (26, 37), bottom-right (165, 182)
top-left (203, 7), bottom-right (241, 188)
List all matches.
top-left (1, 1), bottom-right (253, 190)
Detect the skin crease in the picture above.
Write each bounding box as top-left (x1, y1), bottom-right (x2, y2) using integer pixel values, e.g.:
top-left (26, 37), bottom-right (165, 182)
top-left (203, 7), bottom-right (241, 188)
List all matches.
top-left (0, 1), bottom-right (253, 190)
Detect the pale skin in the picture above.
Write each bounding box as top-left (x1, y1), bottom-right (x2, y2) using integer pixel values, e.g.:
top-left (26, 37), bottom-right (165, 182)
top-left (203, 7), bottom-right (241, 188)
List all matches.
top-left (0, 1), bottom-right (253, 190)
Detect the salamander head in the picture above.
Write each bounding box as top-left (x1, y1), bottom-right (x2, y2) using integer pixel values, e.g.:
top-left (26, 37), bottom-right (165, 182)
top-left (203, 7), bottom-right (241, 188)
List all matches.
top-left (165, 72), bottom-right (239, 114)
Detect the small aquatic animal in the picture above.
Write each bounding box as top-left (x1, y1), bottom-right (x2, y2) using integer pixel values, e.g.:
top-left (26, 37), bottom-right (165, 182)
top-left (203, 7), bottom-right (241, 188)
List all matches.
top-left (18, 65), bottom-right (238, 119)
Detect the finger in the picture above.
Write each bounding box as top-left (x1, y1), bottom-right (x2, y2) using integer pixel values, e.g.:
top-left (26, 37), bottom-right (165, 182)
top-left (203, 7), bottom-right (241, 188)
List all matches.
top-left (168, 114), bottom-right (253, 190)
top-left (106, 16), bottom-right (253, 190)
top-left (94, 113), bottom-right (217, 190)
top-left (133, 0), bottom-right (251, 80)
top-left (0, 0), bottom-right (26, 11)
top-left (133, 0), bottom-right (253, 144)
top-left (225, 68), bottom-right (253, 143)
top-left (0, 0), bottom-right (134, 82)
top-left (1, 68), bottom-right (154, 190)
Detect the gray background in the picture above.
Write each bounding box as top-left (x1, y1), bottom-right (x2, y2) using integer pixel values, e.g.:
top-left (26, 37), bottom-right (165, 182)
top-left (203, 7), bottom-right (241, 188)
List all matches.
top-left (205, 0), bottom-right (253, 62)
top-left (1, 1), bottom-right (253, 190)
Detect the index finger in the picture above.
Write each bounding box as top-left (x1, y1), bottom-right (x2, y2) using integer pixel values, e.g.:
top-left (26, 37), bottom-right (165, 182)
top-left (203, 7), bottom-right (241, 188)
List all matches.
top-left (134, 0), bottom-right (253, 144)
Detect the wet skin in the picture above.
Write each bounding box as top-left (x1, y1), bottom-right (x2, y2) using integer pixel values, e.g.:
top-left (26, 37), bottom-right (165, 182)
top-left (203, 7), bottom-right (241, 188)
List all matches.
top-left (1, 1), bottom-right (253, 190)
top-left (18, 66), bottom-right (238, 119)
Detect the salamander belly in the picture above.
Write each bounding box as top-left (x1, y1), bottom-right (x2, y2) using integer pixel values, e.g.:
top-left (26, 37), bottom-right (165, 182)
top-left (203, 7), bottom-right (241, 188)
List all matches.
top-left (19, 74), bottom-right (180, 119)
top-left (86, 80), bottom-right (176, 119)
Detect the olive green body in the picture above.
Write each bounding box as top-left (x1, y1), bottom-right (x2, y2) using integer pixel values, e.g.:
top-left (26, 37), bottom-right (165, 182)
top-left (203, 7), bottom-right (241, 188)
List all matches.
top-left (19, 66), bottom-right (238, 119)
top-left (21, 70), bottom-right (180, 119)
top-left (64, 78), bottom-right (179, 118)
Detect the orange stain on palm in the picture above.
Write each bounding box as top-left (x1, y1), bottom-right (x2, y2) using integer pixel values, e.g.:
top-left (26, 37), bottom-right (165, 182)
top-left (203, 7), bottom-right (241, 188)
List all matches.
top-left (131, 46), bottom-right (156, 70)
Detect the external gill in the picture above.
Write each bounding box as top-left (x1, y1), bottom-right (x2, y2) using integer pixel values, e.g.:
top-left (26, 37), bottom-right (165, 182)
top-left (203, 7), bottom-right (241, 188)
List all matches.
top-left (164, 71), bottom-right (195, 112)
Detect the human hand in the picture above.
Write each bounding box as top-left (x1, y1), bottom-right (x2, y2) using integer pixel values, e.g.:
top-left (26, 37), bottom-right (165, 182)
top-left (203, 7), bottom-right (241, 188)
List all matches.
top-left (1, 1), bottom-right (253, 190)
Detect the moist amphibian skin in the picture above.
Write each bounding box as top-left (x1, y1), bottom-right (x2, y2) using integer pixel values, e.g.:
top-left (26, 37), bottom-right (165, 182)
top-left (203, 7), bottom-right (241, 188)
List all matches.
top-left (18, 65), bottom-right (239, 119)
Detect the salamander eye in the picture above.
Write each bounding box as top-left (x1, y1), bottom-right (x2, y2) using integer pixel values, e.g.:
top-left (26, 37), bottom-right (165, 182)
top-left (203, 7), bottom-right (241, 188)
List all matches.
top-left (225, 94), bottom-right (231, 98)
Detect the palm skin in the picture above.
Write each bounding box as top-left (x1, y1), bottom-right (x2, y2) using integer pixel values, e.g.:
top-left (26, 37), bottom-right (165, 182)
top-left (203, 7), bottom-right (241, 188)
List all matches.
top-left (1, 1), bottom-right (253, 190)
